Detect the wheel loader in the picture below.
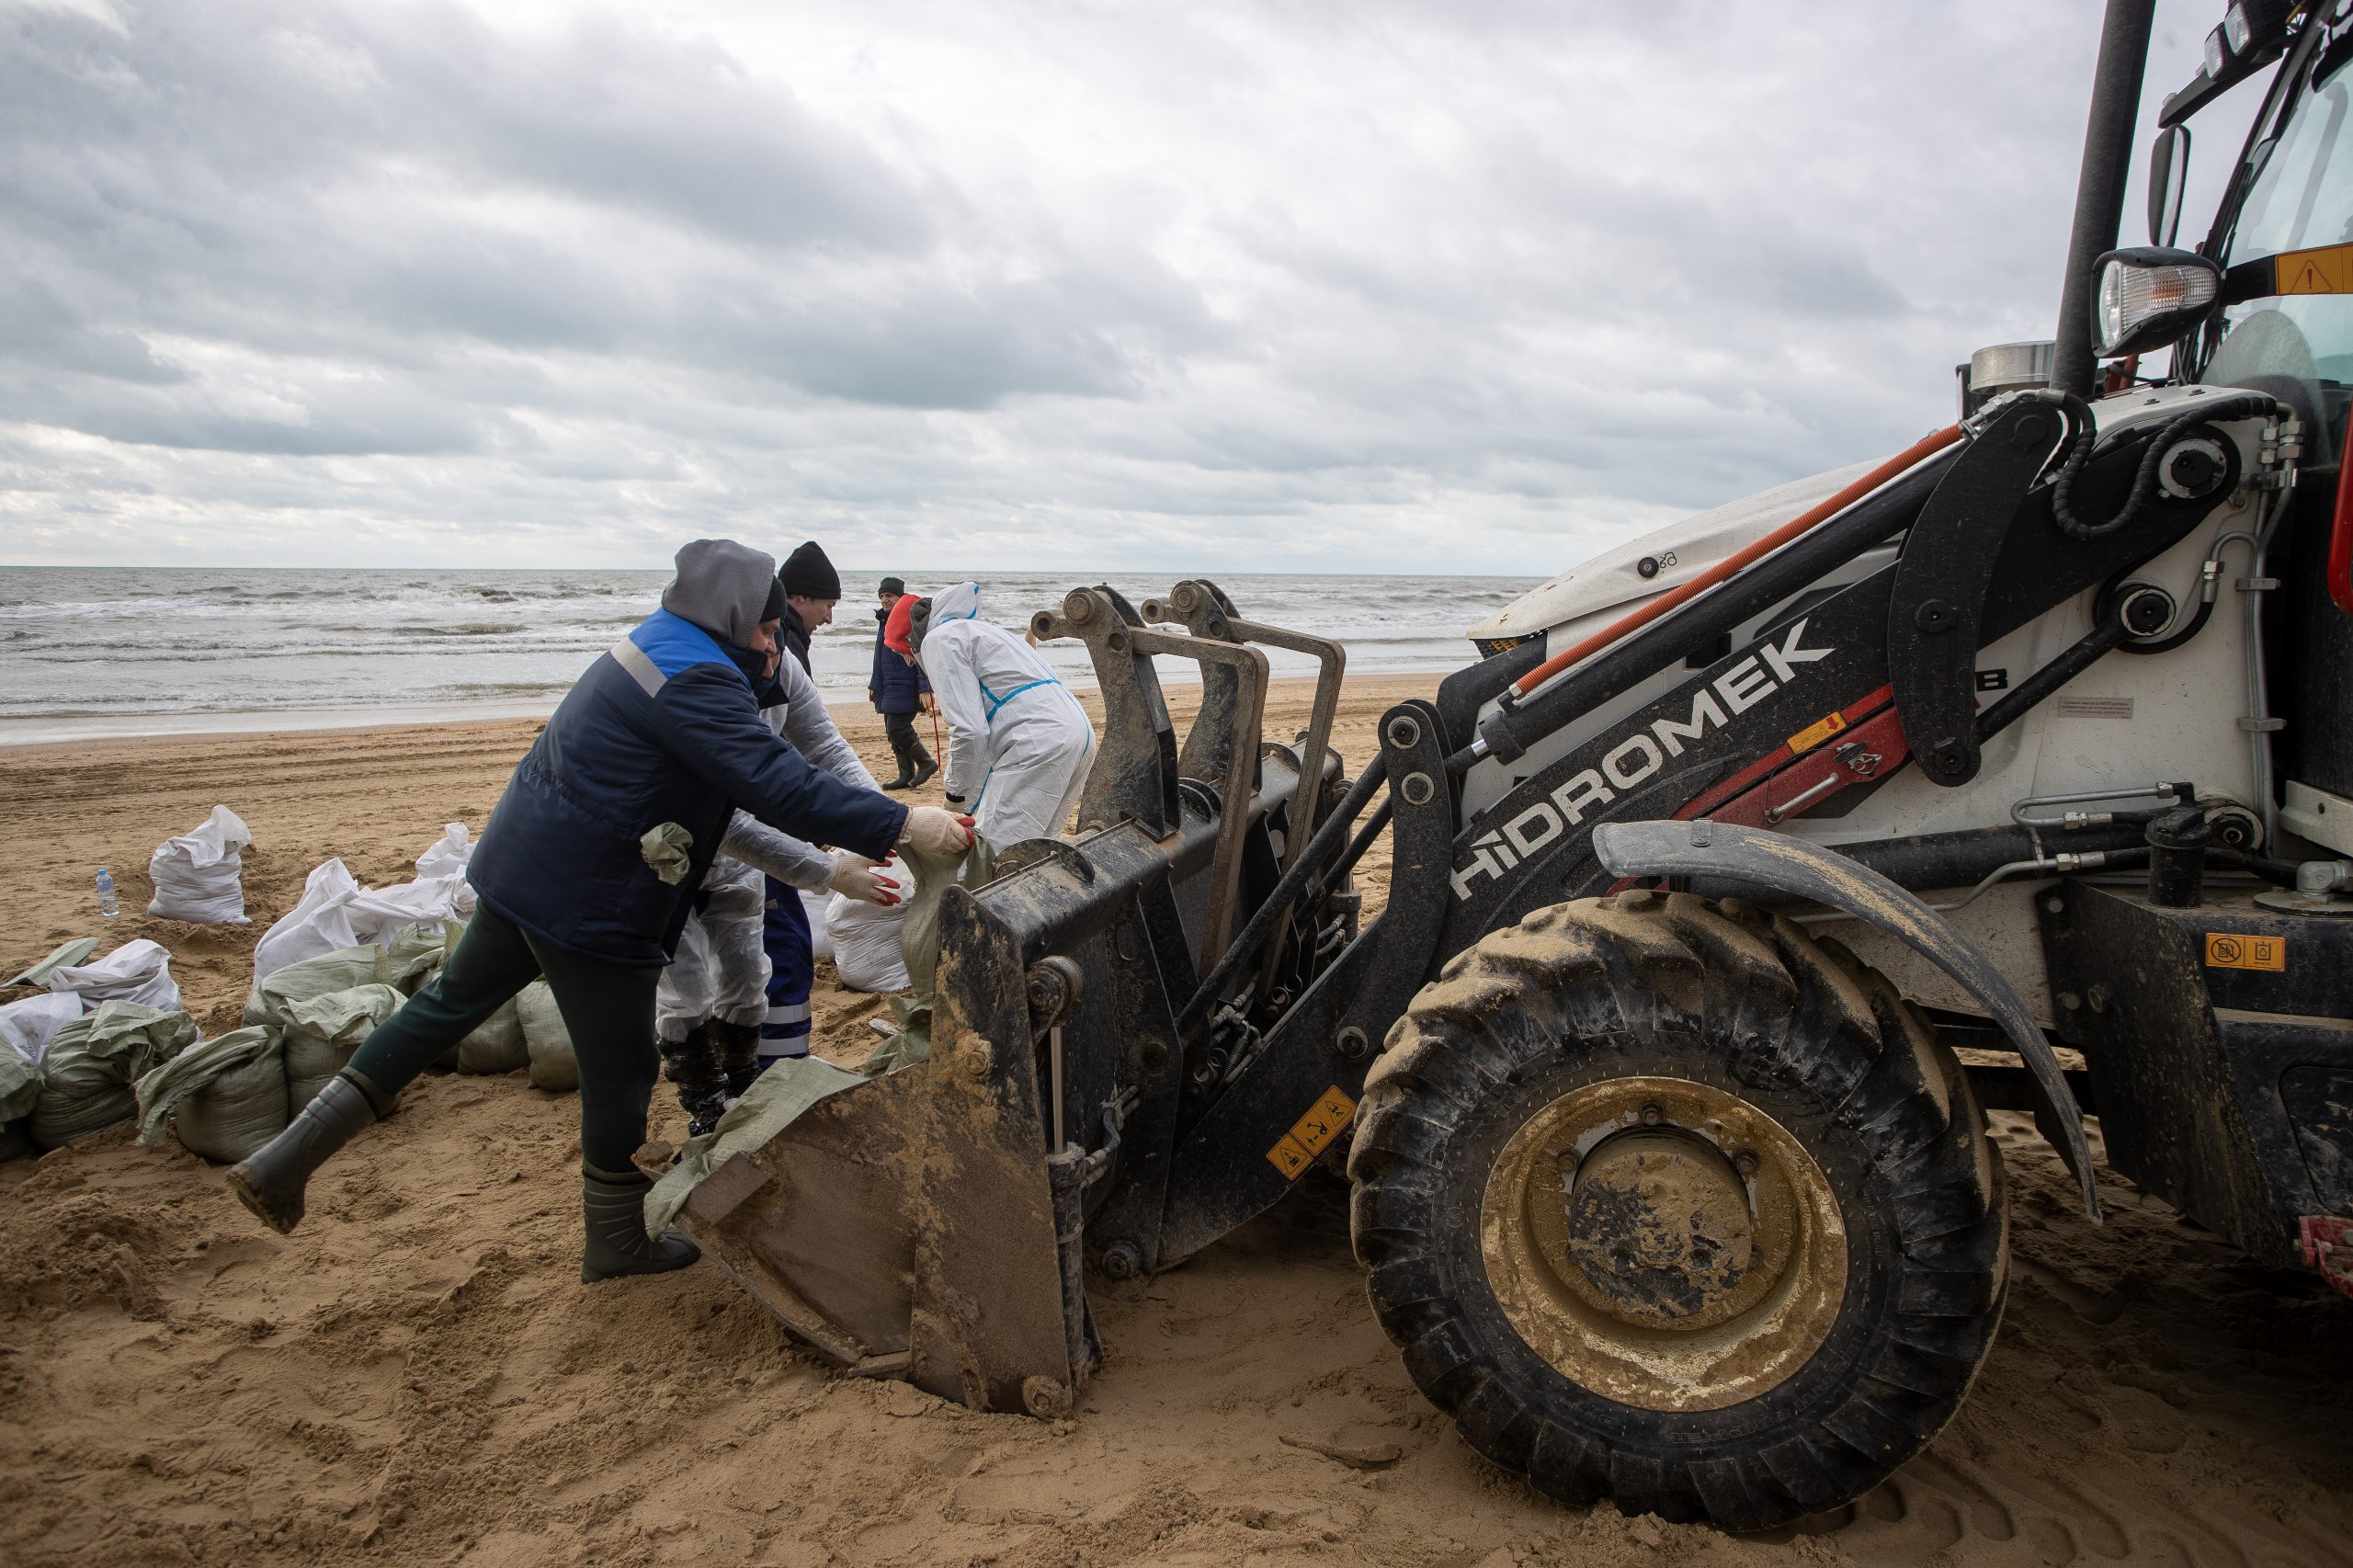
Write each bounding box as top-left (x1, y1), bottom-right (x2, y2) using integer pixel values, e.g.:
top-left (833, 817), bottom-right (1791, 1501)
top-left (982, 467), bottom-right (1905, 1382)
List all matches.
top-left (671, 0), bottom-right (2353, 1532)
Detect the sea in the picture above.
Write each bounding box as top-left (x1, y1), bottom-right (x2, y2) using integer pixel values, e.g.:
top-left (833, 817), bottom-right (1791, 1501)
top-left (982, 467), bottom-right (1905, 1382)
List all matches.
top-left (0, 568), bottom-right (1545, 744)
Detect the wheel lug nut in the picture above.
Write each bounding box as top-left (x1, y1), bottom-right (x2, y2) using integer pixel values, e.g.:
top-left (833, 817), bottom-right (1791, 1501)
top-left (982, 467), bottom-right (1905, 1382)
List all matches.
top-left (1640, 1103), bottom-right (1664, 1127)
top-left (1734, 1151), bottom-right (1759, 1176)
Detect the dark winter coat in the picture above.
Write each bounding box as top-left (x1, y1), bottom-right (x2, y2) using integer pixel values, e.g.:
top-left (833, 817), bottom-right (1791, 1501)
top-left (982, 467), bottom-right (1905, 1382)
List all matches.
top-left (469, 543), bottom-right (905, 965)
top-left (870, 603), bottom-right (931, 714)
top-left (779, 603), bottom-right (813, 676)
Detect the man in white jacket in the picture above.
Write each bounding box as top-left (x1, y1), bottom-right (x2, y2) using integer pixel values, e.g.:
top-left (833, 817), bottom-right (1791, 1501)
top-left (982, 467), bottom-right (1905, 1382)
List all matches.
top-left (915, 582), bottom-right (1097, 852)
top-left (656, 646), bottom-right (901, 1135)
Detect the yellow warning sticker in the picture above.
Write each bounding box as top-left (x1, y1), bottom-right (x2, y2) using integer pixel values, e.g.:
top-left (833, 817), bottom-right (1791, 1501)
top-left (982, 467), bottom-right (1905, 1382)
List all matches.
top-left (2275, 242), bottom-right (2353, 297)
top-left (2205, 932), bottom-right (2286, 971)
top-left (1266, 1085), bottom-right (1359, 1179)
top-left (1786, 710), bottom-right (1848, 756)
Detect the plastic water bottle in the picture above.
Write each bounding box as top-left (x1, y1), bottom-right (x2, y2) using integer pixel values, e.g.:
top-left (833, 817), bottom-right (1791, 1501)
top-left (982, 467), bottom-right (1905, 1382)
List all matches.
top-left (96, 869), bottom-right (119, 918)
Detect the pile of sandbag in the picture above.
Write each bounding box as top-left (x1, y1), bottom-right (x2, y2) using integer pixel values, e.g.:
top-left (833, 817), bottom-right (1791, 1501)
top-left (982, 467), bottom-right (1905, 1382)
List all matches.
top-left (0, 991), bottom-right (78, 1161)
top-left (146, 804), bottom-right (253, 924)
top-left (242, 926), bottom-right (440, 1110)
top-left (252, 824), bottom-right (479, 981)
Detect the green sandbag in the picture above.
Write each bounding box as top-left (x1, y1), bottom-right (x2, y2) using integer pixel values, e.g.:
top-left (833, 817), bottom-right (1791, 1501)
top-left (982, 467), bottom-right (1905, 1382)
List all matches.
top-left (642, 1007), bottom-right (934, 1234)
top-left (0, 1040), bottom-right (40, 1125)
top-left (31, 1003), bottom-right (199, 1150)
top-left (135, 1024), bottom-right (287, 1164)
top-left (898, 836), bottom-right (995, 1000)
top-left (421, 920), bottom-right (528, 1075)
top-left (242, 924), bottom-right (447, 1031)
top-left (517, 982), bottom-right (577, 1091)
top-left (281, 983), bottom-right (404, 1112)
top-left (456, 1000), bottom-right (528, 1074)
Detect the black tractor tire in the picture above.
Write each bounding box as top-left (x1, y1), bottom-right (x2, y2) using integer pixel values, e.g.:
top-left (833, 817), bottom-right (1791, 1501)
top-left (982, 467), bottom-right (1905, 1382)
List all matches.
top-left (1347, 890), bottom-right (2006, 1532)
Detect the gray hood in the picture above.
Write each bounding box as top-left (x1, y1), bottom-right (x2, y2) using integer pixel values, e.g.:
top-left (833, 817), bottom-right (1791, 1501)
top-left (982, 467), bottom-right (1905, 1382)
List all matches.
top-left (661, 539), bottom-right (777, 647)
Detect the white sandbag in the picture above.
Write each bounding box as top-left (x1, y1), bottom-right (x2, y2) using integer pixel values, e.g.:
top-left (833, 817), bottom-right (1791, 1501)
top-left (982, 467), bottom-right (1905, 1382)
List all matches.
top-left (31, 1002), bottom-right (199, 1149)
top-left (145, 804), bottom-right (253, 924)
top-left (278, 983), bottom-right (404, 1113)
top-left (803, 889), bottom-right (835, 962)
top-left (415, 822), bottom-right (474, 886)
top-left (517, 981), bottom-right (577, 1091)
top-left (252, 858), bottom-right (362, 979)
top-left (0, 993), bottom-right (80, 1125)
top-left (826, 857), bottom-right (914, 993)
top-left (253, 837), bottom-right (477, 982)
top-left (0, 991), bottom-right (84, 1069)
top-left (135, 1024), bottom-right (287, 1163)
top-left (45, 938), bottom-right (179, 1012)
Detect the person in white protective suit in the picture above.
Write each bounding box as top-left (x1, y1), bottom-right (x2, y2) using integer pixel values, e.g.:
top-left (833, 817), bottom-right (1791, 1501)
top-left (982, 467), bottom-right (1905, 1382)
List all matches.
top-left (915, 581), bottom-right (1097, 852)
top-left (654, 649), bottom-right (902, 1136)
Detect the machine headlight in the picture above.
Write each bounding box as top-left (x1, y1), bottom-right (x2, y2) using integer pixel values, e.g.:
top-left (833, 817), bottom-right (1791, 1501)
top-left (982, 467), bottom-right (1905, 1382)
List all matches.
top-left (2093, 246), bottom-right (2222, 358)
top-left (2223, 0), bottom-right (2291, 62)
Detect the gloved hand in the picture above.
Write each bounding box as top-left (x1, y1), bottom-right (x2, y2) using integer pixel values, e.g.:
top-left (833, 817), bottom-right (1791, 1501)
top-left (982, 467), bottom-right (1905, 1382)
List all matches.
top-left (830, 854), bottom-right (902, 906)
top-left (900, 805), bottom-right (975, 858)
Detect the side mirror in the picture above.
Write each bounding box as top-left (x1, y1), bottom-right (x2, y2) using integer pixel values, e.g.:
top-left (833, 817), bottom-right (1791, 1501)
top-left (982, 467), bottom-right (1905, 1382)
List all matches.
top-left (2094, 246), bottom-right (2222, 358)
top-left (2147, 125), bottom-right (2190, 247)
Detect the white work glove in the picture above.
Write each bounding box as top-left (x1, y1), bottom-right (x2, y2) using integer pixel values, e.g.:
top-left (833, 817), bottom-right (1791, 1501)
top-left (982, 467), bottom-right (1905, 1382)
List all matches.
top-left (830, 853), bottom-right (903, 906)
top-left (899, 805), bottom-right (975, 858)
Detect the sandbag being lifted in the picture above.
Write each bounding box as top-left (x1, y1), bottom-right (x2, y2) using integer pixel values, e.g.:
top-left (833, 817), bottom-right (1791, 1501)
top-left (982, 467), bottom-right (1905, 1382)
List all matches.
top-left (146, 805), bottom-right (253, 924)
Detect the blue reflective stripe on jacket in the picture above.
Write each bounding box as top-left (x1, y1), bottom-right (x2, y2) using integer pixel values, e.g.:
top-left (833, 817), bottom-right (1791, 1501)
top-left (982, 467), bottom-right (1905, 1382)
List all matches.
top-left (468, 609), bottom-right (908, 966)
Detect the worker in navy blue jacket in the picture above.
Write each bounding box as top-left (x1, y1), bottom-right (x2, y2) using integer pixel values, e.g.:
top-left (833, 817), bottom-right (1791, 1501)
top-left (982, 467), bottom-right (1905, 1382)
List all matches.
top-left (228, 539), bottom-right (976, 1282)
top-left (870, 575), bottom-right (935, 789)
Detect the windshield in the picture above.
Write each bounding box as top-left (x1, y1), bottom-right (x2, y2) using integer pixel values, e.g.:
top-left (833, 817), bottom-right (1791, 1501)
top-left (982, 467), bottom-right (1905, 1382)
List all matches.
top-left (2208, 45), bottom-right (2353, 426)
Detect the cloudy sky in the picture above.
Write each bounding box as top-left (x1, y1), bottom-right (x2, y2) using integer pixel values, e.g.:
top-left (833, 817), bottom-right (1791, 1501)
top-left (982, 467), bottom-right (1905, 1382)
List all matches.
top-left (0, 0), bottom-right (2269, 574)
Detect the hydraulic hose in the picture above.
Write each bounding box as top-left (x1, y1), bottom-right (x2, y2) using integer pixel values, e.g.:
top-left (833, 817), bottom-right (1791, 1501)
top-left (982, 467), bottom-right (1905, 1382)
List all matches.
top-left (2047, 390), bottom-right (2279, 540)
top-left (1506, 424), bottom-right (1967, 701)
top-left (1176, 752), bottom-right (1388, 1037)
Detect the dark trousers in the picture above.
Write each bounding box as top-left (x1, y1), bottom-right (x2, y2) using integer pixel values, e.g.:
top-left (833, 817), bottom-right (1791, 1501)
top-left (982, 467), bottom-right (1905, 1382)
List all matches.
top-left (881, 710), bottom-right (933, 778)
top-left (761, 876), bottom-right (814, 1061)
top-left (347, 905), bottom-right (661, 1173)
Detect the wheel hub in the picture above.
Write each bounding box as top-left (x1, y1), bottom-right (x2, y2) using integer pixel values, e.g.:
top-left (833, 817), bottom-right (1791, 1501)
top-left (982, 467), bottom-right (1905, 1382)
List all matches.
top-left (1480, 1075), bottom-right (1847, 1413)
top-left (1564, 1131), bottom-right (1754, 1325)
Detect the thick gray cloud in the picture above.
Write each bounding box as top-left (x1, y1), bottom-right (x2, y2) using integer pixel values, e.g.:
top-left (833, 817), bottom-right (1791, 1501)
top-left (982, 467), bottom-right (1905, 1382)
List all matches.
top-left (0, 0), bottom-right (2271, 572)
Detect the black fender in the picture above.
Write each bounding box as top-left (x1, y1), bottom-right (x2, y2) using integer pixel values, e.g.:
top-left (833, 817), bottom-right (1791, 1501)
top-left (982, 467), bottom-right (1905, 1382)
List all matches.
top-left (1592, 818), bottom-right (2099, 1219)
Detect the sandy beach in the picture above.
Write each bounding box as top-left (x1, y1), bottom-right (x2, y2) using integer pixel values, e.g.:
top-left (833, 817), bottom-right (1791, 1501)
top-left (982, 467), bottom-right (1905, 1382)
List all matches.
top-left (4, 677), bottom-right (2351, 1568)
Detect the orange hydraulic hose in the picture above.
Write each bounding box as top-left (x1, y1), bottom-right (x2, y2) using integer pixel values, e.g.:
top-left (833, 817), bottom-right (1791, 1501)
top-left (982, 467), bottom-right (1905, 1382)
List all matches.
top-left (1509, 424), bottom-right (1967, 699)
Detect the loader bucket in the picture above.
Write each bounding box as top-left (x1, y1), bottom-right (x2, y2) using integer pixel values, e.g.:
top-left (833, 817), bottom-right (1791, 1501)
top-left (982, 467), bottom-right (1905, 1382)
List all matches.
top-left (674, 583), bottom-right (1354, 1414)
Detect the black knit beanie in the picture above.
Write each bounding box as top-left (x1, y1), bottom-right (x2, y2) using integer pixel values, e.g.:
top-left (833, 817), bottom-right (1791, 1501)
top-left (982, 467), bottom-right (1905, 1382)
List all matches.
top-left (760, 577), bottom-right (787, 625)
top-left (779, 540), bottom-right (841, 600)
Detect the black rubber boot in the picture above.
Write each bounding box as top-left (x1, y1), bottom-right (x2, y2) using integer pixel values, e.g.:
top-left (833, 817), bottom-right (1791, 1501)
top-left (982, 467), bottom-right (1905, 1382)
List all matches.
top-left (881, 773), bottom-right (915, 790)
top-left (226, 1069), bottom-right (391, 1235)
top-left (658, 1024), bottom-right (728, 1138)
top-left (909, 757), bottom-right (938, 790)
top-left (581, 1163), bottom-right (700, 1283)
top-left (712, 1019), bottom-right (764, 1098)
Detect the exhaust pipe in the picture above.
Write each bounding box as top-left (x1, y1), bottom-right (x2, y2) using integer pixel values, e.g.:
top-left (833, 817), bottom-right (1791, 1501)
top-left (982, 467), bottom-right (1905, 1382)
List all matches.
top-left (2052, 0), bottom-right (2157, 397)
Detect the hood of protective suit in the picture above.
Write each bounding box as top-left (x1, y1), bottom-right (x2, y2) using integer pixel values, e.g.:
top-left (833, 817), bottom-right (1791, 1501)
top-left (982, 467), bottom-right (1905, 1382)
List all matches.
top-left (661, 539), bottom-right (779, 647)
top-left (931, 582), bottom-right (982, 623)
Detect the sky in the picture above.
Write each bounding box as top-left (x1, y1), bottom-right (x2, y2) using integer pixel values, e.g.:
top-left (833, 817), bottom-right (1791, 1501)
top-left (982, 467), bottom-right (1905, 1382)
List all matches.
top-left (0, 0), bottom-right (2276, 574)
